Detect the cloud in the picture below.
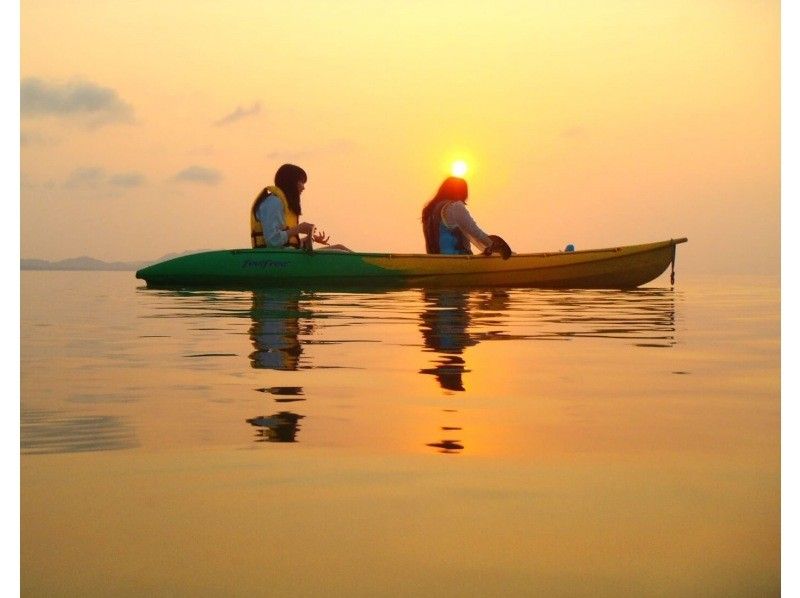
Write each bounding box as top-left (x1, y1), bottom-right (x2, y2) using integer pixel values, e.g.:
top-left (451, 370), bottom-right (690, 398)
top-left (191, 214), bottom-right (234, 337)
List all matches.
top-left (20, 129), bottom-right (56, 147)
top-left (21, 173), bottom-right (57, 192)
top-left (21, 77), bottom-right (135, 128)
top-left (64, 167), bottom-right (106, 188)
top-left (109, 172), bottom-right (146, 188)
top-left (63, 167), bottom-right (146, 190)
top-left (213, 102), bottom-right (261, 126)
top-left (173, 166), bottom-right (222, 185)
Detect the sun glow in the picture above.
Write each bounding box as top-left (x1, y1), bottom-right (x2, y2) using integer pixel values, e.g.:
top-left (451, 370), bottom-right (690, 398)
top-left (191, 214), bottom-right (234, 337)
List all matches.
top-left (451, 160), bottom-right (468, 177)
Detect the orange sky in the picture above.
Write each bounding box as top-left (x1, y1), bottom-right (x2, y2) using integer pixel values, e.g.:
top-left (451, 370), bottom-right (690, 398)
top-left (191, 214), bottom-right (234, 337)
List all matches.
top-left (19, 0), bottom-right (780, 274)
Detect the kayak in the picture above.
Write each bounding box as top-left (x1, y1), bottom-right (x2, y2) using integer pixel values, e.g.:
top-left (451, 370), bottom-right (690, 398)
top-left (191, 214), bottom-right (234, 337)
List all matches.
top-left (135, 238), bottom-right (687, 290)
top-left (137, 238), bottom-right (687, 290)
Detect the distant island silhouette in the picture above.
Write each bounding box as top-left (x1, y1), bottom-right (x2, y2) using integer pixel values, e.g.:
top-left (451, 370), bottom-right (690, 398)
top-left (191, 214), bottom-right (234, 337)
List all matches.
top-left (20, 250), bottom-right (211, 271)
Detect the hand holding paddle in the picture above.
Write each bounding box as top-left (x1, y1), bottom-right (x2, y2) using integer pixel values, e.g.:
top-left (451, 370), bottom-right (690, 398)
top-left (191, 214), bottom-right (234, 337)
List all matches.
top-left (483, 235), bottom-right (513, 260)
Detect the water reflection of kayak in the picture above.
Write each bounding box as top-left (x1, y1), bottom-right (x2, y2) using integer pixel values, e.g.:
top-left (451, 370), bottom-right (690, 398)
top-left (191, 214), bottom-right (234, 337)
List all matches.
top-left (137, 238), bottom-right (687, 290)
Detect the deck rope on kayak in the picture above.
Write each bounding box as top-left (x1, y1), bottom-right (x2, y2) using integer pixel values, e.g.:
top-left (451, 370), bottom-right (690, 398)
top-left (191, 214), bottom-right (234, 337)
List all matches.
top-left (670, 243), bottom-right (677, 286)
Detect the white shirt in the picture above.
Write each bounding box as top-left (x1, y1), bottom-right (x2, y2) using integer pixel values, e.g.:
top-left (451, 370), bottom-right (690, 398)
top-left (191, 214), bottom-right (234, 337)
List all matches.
top-left (441, 201), bottom-right (492, 250)
top-left (256, 195), bottom-right (291, 247)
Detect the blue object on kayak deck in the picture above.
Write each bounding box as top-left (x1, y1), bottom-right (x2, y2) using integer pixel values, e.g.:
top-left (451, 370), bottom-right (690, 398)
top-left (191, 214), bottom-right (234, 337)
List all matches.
top-left (565, 244), bottom-right (575, 252)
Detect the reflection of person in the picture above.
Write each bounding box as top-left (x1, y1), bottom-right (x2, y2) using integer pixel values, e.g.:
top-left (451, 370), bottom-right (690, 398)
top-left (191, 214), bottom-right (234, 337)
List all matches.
top-left (250, 163), bottom-right (350, 250)
top-left (419, 290), bottom-right (477, 392)
top-left (246, 412), bottom-right (304, 442)
top-left (248, 290), bottom-right (307, 370)
top-left (426, 439), bottom-right (464, 454)
top-left (421, 176), bottom-right (512, 257)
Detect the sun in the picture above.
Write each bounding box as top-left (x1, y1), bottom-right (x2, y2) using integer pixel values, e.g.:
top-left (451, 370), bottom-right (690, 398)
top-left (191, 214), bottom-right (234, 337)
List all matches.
top-left (451, 160), bottom-right (468, 177)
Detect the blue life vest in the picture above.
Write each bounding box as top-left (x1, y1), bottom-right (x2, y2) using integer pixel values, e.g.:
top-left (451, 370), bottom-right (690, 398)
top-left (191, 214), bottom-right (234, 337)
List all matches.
top-left (438, 222), bottom-right (470, 255)
top-left (422, 200), bottom-right (472, 255)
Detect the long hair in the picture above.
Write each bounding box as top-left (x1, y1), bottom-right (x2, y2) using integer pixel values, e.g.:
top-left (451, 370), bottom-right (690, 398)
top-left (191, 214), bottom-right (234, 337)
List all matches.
top-left (274, 163), bottom-right (307, 215)
top-left (421, 176), bottom-right (468, 223)
top-left (421, 176), bottom-right (470, 254)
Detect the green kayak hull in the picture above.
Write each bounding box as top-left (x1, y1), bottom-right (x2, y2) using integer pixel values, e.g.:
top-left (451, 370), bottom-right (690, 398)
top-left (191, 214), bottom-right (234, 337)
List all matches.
top-left (135, 238), bottom-right (687, 290)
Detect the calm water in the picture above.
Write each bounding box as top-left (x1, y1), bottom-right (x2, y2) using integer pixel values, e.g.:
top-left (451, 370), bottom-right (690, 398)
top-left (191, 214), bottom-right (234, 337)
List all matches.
top-left (20, 271), bottom-right (780, 596)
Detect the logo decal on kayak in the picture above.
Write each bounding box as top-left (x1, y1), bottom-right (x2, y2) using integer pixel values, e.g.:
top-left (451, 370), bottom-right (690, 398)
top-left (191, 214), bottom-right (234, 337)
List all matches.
top-left (242, 259), bottom-right (289, 269)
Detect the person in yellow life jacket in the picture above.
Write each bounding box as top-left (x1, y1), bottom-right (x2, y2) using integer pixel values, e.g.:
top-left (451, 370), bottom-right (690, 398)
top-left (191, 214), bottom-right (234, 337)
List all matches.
top-left (250, 163), bottom-right (350, 251)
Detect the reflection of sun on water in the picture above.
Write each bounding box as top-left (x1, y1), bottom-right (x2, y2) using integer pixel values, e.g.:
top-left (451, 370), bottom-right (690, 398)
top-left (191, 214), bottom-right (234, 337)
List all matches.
top-left (451, 160), bottom-right (468, 177)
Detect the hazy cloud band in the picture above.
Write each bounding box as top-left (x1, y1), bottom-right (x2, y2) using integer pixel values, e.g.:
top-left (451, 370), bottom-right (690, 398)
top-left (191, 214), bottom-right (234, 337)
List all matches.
top-left (64, 167), bottom-right (146, 190)
top-left (21, 77), bottom-right (135, 127)
top-left (214, 102), bottom-right (261, 126)
top-left (173, 166), bottom-right (222, 185)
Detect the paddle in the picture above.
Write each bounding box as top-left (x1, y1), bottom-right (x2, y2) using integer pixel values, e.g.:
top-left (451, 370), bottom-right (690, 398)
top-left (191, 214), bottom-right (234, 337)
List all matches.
top-left (482, 235), bottom-right (513, 260)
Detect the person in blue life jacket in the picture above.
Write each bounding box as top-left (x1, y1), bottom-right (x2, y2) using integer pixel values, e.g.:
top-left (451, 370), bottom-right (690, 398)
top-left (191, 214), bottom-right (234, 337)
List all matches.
top-left (421, 176), bottom-right (512, 258)
top-left (250, 163), bottom-right (350, 251)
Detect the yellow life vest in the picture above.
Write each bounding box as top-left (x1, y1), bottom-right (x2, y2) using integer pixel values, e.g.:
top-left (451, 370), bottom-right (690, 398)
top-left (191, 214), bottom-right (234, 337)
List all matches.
top-left (250, 186), bottom-right (299, 248)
